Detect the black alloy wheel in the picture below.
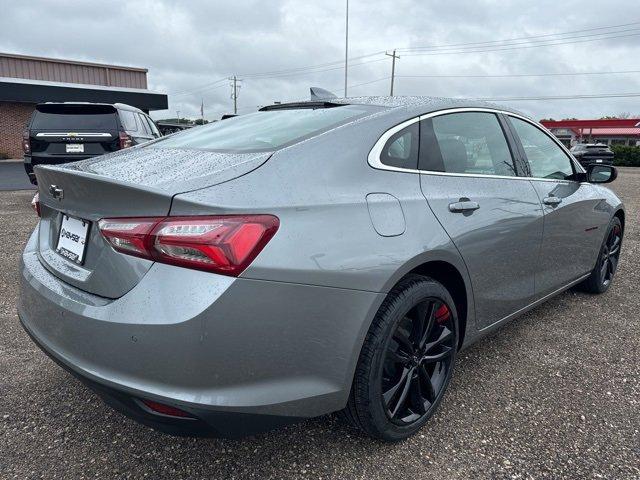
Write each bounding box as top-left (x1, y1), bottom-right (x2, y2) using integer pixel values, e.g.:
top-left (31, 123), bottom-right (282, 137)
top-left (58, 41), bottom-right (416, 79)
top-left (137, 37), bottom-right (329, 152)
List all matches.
top-left (342, 275), bottom-right (458, 441)
top-left (382, 299), bottom-right (455, 425)
top-left (579, 216), bottom-right (623, 294)
top-left (600, 223), bottom-right (622, 288)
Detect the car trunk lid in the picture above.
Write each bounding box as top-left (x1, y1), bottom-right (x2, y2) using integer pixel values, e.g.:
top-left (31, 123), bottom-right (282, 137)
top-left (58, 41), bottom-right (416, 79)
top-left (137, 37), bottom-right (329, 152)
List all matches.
top-left (34, 147), bottom-right (271, 298)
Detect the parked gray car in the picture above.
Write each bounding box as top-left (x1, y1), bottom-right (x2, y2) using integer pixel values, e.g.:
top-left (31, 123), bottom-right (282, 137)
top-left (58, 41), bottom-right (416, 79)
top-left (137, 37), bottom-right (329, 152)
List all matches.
top-left (18, 97), bottom-right (624, 441)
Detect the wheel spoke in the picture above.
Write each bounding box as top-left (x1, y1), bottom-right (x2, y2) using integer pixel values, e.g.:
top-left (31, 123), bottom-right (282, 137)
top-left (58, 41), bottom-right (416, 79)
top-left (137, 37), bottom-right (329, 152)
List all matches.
top-left (387, 349), bottom-right (411, 365)
top-left (600, 259), bottom-right (608, 280)
top-left (423, 327), bottom-right (453, 353)
top-left (387, 368), bottom-right (413, 418)
top-left (383, 367), bottom-right (410, 410)
top-left (418, 364), bottom-right (436, 402)
top-left (411, 301), bottom-right (436, 349)
top-left (422, 346), bottom-right (453, 363)
top-left (610, 236), bottom-right (620, 251)
top-left (409, 374), bottom-right (427, 415)
top-left (393, 329), bottom-right (414, 356)
top-left (609, 256), bottom-right (618, 276)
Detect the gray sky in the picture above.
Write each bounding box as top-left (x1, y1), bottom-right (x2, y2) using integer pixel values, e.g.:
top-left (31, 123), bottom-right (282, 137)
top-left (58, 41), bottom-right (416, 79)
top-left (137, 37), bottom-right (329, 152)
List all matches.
top-left (1, 0), bottom-right (639, 121)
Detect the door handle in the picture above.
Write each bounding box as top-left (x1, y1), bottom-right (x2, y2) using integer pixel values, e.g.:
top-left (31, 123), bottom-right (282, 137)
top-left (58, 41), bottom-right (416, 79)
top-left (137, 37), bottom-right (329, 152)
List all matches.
top-left (449, 200), bottom-right (480, 213)
top-left (543, 196), bottom-right (562, 206)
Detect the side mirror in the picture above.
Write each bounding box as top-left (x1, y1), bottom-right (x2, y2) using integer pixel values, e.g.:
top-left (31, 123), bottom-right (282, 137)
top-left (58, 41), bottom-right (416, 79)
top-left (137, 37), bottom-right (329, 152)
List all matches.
top-left (587, 164), bottom-right (617, 184)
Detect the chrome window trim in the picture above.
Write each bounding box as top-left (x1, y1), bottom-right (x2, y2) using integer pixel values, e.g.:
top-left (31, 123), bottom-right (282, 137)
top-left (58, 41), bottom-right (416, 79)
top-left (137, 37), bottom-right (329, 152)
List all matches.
top-left (367, 106), bottom-right (585, 182)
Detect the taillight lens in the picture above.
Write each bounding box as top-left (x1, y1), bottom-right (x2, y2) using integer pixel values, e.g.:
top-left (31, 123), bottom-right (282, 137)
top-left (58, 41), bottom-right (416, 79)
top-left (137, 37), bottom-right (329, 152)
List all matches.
top-left (140, 399), bottom-right (194, 418)
top-left (119, 131), bottom-right (133, 149)
top-left (98, 215), bottom-right (279, 276)
top-left (22, 130), bottom-right (30, 154)
top-left (31, 192), bottom-right (40, 217)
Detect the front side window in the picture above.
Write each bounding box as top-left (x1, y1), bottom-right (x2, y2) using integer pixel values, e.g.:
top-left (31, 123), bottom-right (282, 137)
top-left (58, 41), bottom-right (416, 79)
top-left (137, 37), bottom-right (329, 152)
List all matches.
top-left (419, 112), bottom-right (517, 176)
top-left (380, 122), bottom-right (419, 169)
top-left (509, 117), bottom-right (574, 180)
top-left (152, 105), bottom-right (380, 152)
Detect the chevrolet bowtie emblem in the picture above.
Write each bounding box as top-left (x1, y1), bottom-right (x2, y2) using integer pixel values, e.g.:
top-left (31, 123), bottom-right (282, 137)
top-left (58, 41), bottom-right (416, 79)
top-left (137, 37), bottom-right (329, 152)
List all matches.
top-left (49, 185), bottom-right (64, 201)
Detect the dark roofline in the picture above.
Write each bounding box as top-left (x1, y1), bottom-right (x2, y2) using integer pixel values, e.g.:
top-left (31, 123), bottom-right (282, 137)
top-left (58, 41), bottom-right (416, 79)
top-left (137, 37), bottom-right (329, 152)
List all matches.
top-left (0, 78), bottom-right (167, 111)
top-left (0, 51), bottom-right (148, 73)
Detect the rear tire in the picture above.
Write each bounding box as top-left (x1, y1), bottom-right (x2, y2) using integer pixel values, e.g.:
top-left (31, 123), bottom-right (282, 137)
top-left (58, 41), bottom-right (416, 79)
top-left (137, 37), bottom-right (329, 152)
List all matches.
top-left (341, 274), bottom-right (458, 442)
top-left (579, 216), bottom-right (623, 294)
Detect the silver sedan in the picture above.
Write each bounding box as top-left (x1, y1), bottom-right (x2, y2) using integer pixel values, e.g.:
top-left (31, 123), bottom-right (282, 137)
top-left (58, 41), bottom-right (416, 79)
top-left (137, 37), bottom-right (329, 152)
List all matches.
top-left (18, 96), bottom-right (624, 441)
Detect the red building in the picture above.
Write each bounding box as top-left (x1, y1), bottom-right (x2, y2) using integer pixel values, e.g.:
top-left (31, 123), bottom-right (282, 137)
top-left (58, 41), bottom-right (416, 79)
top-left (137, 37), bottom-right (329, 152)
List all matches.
top-left (540, 118), bottom-right (640, 148)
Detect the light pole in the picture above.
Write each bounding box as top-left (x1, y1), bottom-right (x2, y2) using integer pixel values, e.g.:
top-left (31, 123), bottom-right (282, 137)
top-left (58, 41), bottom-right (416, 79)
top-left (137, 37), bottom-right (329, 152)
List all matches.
top-left (344, 0), bottom-right (349, 97)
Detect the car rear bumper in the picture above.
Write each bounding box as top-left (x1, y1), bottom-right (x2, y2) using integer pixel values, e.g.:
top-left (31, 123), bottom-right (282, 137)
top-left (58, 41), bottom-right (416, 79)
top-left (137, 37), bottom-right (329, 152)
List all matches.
top-left (577, 157), bottom-right (614, 167)
top-left (18, 228), bottom-right (383, 436)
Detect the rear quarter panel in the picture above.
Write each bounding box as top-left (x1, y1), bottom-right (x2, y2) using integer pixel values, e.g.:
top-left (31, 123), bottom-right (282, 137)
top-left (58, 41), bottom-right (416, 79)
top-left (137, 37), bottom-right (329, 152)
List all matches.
top-left (170, 116), bottom-right (466, 294)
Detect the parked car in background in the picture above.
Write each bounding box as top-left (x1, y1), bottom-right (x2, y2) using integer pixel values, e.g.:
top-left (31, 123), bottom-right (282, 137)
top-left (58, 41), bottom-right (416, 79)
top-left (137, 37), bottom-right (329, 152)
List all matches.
top-left (23, 102), bottom-right (161, 184)
top-left (570, 143), bottom-right (614, 168)
top-left (19, 97), bottom-right (624, 442)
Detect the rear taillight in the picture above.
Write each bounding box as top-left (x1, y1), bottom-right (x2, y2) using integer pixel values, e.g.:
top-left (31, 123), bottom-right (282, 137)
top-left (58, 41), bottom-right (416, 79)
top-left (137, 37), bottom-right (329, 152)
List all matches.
top-left (119, 131), bottom-right (133, 149)
top-left (31, 192), bottom-right (40, 217)
top-left (98, 215), bottom-right (279, 276)
top-left (22, 130), bottom-right (30, 154)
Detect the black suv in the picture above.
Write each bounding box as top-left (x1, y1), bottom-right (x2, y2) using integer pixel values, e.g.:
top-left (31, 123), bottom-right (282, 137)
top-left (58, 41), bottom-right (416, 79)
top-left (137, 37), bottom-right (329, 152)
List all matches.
top-left (23, 102), bottom-right (162, 184)
top-left (569, 143), bottom-right (614, 168)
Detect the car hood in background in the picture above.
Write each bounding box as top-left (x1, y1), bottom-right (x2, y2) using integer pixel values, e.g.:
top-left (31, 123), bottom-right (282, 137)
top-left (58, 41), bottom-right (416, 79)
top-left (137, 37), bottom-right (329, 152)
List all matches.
top-left (55, 146), bottom-right (273, 194)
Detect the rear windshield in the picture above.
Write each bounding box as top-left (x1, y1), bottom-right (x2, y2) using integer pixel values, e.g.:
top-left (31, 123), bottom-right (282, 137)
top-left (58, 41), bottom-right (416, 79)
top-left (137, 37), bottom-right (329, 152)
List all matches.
top-left (32, 104), bottom-right (118, 131)
top-left (151, 105), bottom-right (381, 152)
top-left (586, 145), bottom-right (608, 149)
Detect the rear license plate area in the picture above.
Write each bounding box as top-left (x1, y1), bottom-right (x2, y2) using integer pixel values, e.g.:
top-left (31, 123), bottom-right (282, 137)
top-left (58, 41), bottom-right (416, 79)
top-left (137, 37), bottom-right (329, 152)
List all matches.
top-left (56, 215), bottom-right (90, 265)
top-left (66, 143), bottom-right (84, 153)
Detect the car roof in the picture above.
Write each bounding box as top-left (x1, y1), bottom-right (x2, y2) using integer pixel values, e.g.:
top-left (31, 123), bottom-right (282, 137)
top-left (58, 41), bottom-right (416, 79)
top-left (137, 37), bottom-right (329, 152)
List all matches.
top-left (267, 95), bottom-right (531, 123)
top-left (36, 101), bottom-right (144, 114)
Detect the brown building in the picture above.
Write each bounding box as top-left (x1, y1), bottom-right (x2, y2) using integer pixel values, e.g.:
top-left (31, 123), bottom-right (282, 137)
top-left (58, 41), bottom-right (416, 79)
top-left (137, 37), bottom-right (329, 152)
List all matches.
top-left (0, 52), bottom-right (167, 158)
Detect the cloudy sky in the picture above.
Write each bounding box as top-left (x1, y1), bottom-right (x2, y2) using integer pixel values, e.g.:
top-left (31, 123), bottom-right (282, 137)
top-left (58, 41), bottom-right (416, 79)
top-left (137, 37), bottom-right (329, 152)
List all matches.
top-left (1, 0), bottom-right (639, 121)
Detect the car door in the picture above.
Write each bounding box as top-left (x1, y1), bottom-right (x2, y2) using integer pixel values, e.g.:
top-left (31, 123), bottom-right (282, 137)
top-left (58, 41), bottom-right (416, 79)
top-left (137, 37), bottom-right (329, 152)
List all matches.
top-left (418, 110), bottom-right (544, 329)
top-left (505, 115), bottom-right (612, 298)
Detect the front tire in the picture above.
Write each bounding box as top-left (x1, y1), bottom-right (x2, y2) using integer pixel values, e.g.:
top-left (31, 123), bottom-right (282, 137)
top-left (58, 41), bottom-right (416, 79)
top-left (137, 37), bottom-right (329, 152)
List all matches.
top-left (342, 275), bottom-right (458, 441)
top-left (579, 216), bottom-right (623, 294)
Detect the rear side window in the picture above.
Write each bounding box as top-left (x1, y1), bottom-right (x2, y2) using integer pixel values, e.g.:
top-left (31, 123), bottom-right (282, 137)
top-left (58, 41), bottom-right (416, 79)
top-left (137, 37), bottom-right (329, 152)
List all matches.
top-left (119, 111), bottom-right (138, 131)
top-left (31, 104), bottom-right (118, 131)
top-left (152, 105), bottom-right (379, 152)
top-left (509, 117), bottom-right (575, 180)
top-left (419, 112), bottom-right (517, 176)
top-left (380, 122), bottom-right (419, 169)
top-left (137, 113), bottom-right (151, 135)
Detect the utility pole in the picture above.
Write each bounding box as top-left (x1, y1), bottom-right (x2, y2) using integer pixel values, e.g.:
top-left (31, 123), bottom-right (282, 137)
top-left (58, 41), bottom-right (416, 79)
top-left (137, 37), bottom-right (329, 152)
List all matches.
top-left (230, 76), bottom-right (242, 114)
top-left (385, 50), bottom-right (400, 96)
top-left (344, 0), bottom-right (349, 97)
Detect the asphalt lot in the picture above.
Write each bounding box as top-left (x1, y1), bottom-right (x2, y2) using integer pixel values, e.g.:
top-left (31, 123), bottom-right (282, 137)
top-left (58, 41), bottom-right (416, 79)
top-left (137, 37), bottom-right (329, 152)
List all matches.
top-left (1, 170), bottom-right (638, 479)
top-left (0, 161), bottom-right (35, 191)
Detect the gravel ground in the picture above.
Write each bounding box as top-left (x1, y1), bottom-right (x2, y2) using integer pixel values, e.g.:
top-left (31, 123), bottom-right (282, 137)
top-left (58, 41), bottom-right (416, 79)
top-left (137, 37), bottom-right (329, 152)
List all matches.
top-left (1, 170), bottom-right (638, 479)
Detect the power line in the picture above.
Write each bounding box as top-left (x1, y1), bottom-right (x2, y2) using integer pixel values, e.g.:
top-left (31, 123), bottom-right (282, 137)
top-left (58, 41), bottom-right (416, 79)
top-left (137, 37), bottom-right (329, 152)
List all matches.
top-left (396, 69), bottom-right (640, 79)
top-left (397, 21), bottom-right (640, 52)
top-left (477, 92), bottom-right (640, 101)
top-left (239, 52), bottom-right (384, 78)
top-left (401, 31), bottom-right (640, 56)
top-left (169, 77), bottom-right (228, 96)
top-left (399, 27), bottom-right (640, 53)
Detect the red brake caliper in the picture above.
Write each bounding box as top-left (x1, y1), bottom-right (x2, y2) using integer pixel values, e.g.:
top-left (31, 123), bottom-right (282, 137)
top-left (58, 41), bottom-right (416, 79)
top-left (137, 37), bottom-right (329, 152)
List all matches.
top-left (435, 304), bottom-right (451, 324)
